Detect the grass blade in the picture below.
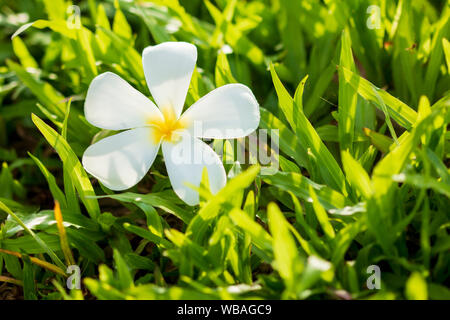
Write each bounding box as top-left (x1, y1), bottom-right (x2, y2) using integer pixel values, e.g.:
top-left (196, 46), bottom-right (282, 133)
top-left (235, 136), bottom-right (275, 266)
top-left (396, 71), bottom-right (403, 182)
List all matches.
top-left (31, 114), bottom-right (100, 220)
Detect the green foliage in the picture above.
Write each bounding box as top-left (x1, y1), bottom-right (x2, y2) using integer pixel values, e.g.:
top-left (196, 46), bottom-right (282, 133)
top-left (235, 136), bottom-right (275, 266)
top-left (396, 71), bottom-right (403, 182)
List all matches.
top-left (0, 0), bottom-right (449, 300)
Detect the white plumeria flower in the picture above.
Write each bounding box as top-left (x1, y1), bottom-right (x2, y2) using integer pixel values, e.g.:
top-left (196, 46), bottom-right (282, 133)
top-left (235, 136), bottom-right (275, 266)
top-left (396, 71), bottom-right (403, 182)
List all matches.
top-left (82, 42), bottom-right (260, 206)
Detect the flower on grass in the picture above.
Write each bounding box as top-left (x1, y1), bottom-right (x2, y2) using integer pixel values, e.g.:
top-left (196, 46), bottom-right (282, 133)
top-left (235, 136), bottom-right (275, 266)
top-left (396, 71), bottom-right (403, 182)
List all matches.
top-left (82, 42), bottom-right (260, 205)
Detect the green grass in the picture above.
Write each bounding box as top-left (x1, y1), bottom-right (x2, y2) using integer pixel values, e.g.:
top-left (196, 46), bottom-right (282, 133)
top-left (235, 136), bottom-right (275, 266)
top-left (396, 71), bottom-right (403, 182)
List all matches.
top-left (0, 0), bottom-right (449, 300)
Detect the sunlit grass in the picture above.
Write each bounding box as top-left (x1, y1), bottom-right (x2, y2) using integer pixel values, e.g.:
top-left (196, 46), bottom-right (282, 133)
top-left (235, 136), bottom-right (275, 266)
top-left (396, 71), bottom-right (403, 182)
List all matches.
top-left (0, 0), bottom-right (449, 300)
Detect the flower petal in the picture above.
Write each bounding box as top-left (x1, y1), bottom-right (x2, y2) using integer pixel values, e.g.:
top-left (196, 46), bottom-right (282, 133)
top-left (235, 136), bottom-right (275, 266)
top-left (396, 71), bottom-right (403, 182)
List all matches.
top-left (181, 84), bottom-right (260, 139)
top-left (142, 42), bottom-right (197, 118)
top-left (85, 72), bottom-right (163, 130)
top-left (162, 132), bottom-right (226, 205)
top-left (82, 127), bottom-right (160, 191)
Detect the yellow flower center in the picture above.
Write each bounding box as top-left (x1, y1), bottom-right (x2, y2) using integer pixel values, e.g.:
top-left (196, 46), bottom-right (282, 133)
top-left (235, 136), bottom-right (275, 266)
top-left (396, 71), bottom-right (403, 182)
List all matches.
top-left (147, 106), bottom-right (188, 144)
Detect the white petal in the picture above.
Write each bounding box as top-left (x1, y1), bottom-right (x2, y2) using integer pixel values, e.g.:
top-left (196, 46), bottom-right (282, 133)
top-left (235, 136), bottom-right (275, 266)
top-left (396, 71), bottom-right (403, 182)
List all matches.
top-left (162, 132), bottom-right (226, 205)
top-left (85, 72), bottom-right (162, 130)
top-left (142, 42), bottom-right (197, 118)
top-left (82, 127), bottom-right (160, 191)
top-left (181, 84), bottom-right (260, 139)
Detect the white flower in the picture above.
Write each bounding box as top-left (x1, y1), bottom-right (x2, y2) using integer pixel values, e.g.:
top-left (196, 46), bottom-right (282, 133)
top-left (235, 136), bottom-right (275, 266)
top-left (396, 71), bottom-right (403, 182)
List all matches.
top-left (82, 42), bottom-right (260, 205)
